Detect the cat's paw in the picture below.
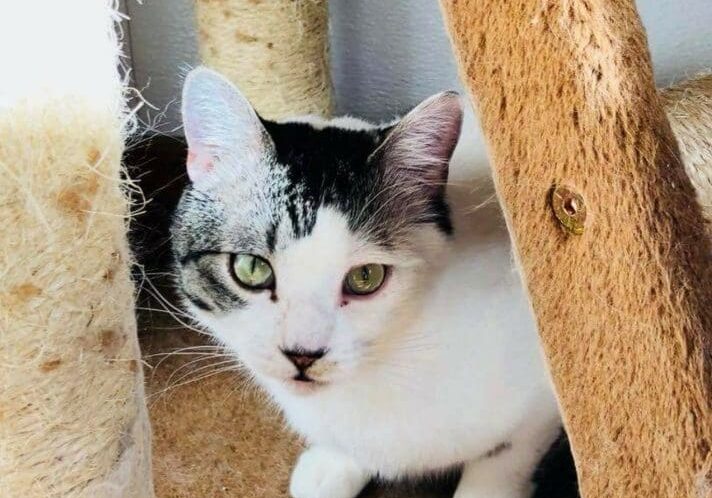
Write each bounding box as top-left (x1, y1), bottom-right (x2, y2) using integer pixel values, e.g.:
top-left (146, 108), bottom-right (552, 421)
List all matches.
top-left (289, 446), bottom-right (369, 498)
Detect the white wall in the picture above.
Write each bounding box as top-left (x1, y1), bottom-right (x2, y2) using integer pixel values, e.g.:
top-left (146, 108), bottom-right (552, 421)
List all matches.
top-left (126, 0), bottom-right (712, 128)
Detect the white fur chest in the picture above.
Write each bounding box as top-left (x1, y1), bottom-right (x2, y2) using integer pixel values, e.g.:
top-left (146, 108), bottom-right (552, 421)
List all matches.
top-left (266, 202), bottom-right (557, 478)
top-left (272, 246), bottom-right (556, 478)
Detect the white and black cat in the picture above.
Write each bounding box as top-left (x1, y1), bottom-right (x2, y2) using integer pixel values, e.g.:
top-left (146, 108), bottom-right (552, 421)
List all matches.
top-left (171, 67), bottom-right (562, 498)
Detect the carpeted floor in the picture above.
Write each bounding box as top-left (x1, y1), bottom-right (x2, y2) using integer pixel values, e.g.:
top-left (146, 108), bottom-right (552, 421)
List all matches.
top-left (142, 323), bottom-right (299, 498)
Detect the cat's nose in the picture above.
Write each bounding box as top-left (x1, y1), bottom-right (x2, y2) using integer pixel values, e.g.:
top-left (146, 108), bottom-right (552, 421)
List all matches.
top-left (282, 348), bottom-right (325, 372)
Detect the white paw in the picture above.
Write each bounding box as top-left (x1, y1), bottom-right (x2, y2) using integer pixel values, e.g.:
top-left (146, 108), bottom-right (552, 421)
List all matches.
top-left (289, 446), bottom-right (369, 498)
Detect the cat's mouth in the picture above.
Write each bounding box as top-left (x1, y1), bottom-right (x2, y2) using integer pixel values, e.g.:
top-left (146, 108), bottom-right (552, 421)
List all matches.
top-left (286, 373), bottom-right (327, 393)
top-left (293, 371), bottom-right (314, 383)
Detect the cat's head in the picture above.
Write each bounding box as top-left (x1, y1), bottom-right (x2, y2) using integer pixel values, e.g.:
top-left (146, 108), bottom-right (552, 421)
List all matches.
top-left (171, 67), bottom-right (462, 394)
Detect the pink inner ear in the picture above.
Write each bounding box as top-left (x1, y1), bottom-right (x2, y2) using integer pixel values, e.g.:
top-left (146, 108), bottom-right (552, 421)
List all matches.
top-left (186, 149), bottom-right (214, 182)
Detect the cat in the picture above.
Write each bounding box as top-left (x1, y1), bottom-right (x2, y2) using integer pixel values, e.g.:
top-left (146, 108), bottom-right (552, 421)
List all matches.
top-left (171, 66), bottom-right (562, 498)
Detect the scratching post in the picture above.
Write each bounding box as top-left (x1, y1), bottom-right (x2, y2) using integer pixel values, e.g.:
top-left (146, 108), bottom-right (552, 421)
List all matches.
top-left (0, 2), bottom-right (152, 496)
top-left (662, 75), bottom-right (712, 224)
top-left (194, 0), bottom-right (333, 120)
top-left (439, 1), bottom-right (712, 497)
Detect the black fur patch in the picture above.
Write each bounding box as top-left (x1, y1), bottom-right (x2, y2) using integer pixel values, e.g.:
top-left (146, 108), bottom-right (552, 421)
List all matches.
top-left (262, 120), bottom-right (453, 241)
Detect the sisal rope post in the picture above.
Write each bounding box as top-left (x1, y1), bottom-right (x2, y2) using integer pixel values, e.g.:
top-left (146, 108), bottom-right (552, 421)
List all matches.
top-left (439, 1), bottom-right (712, 497)
top-left (662, 75), bottom-right (712, 225)
top-left (0, 2), bottom-right (153, 497)
top-left (194, 0), bottom-right (333, 120)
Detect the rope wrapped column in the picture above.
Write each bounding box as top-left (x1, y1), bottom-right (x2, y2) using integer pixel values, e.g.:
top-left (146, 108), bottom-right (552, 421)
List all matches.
top-left (194, 0), bottom-right (333, 120)
top-left (0, 2), bottom-right (153, 496)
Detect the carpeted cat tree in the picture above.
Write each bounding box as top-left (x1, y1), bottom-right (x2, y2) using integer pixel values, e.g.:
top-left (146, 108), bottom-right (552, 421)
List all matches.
top-left (0, 2), bottom-right (152, 497)
top-left (438, 1), bottom-right (712, 497)
top-left (4, 1), bottom-right (708, 497)
top-left (663, 76), bottom-right (712, 227)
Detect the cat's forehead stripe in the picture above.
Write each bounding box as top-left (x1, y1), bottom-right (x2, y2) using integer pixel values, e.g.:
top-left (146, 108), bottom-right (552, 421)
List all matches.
top-left (263, 120), bottom-right (383, 243)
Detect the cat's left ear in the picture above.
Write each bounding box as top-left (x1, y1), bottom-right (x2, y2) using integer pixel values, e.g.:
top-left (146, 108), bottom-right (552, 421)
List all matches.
top-left (372, 91), bottom-right (463, 195)
top-left (181, 66), bottom-right (272, 183)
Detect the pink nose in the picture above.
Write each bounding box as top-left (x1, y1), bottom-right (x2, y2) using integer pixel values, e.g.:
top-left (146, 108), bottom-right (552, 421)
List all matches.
top-left (282, 348), bottom-right (325, 372)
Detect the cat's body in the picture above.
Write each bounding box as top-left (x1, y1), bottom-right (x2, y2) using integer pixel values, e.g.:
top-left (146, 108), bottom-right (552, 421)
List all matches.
top-left (268, 144), bottom-right (560, 479)
top-left (172, 67), bottom-right (561, 498)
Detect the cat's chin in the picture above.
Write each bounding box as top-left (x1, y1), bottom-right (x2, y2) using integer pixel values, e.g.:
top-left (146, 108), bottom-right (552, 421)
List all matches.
top-left (283, 377), bottom-right (329, 395)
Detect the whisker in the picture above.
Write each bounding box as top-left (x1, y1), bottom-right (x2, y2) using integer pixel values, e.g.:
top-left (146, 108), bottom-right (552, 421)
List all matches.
top-left (148, 365), bottom-right (241, 405)
top-left (135, 305), bottom-right (194, 321)
top-left (150, 349), bottom-right (230, 371)
top-left (163, 357), bottom-right (237, 387)
top-left (135, 277), bottom-right (211, 337)
top-left (144, 345), bottom-right (227, 358)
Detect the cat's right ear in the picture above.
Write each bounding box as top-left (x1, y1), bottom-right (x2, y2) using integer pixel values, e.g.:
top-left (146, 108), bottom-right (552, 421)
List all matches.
top-left (181, 67), bottom-right (271, 183)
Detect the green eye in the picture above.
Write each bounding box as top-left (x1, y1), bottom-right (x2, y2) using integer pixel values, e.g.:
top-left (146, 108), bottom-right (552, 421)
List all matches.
top-left (344, 264), bottom-right (386, 296)
top-left (232, 254), bottom-right (274, 289)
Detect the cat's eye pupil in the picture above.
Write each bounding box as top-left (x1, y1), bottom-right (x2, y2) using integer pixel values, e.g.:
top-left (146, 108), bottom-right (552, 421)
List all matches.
top-left (345, 264), bottom-right (386, 296)
top-left (232, 254), bottom-right (274, 290)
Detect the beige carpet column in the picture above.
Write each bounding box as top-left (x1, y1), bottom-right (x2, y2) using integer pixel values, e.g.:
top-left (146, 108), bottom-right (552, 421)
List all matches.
top-left (439, 1), bottom-right (712, 496)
